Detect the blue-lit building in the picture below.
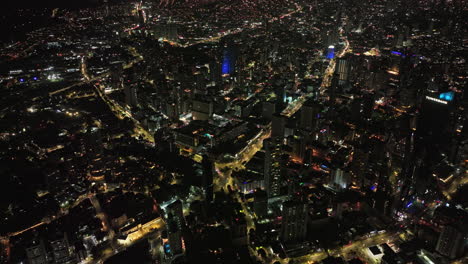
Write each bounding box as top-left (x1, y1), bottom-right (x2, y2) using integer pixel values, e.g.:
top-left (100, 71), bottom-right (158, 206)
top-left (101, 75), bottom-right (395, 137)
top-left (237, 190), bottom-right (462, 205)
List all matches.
top-left (391, 50), bottom-right (403, 56)
top-left (221, 48), bottom-right (235, 75)
top-left (326, 45), bottom-right (335, 59)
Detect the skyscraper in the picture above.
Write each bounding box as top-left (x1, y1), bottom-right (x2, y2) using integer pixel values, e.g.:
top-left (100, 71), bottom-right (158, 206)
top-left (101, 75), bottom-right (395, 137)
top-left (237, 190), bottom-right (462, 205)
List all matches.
top-left (231, 217), bottom-right (248, 246)
top-left (262, 100), bottom-right (276, 120)
top-left (221, 48), bottom-right (235, 76)
top-left (192, 98), bottom-right (213, 121)
top-left (209, 61), bottom-right (222, 85)
top-left (417, 94), bottom-right (453, 144)
top-left (436, 225), bottom-right (466, 259)
top-left (264, 138), bottom-right (282, 198)
top-left (202, 156), bottom-right (214, 203)
top-left (124, 83), bottom-right (138, 108)
top-left (326, 45), bottom-right (335, 59)
top-left (167, 200), bottom-right (185, 231)
top-left (167, 219), bottom-right (184, 256)
top-left (26, 240), bottom-right (48, 264)
top-left (50, 233), bottom-right (74, 263)
top-left (271, 113), bottom-right (286, 139)
top-left (330, 168), bottom-right (350, 190)
top-left (154, 23), bottom-right (178, 41)
top-left (253, 189), bottom-right (268, 218)
top-left (300, 100), bottom-right (320, 131)
top-left (280, 201), bottom-right (308, 243)
top-left (336, 58), bottom-right (350, 85)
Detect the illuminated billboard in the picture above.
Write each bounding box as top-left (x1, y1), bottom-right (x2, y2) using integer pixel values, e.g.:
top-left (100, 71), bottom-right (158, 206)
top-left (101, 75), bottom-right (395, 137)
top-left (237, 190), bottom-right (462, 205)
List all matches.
top-left (425, 96), bottom-right (447, 105)
top-left (439, 91), bottom-right (454, 101)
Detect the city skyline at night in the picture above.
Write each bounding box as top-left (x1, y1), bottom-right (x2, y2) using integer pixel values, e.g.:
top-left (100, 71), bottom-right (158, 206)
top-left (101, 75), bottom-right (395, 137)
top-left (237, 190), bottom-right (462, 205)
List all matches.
top-left (0, 1), bottom-right (466, 264)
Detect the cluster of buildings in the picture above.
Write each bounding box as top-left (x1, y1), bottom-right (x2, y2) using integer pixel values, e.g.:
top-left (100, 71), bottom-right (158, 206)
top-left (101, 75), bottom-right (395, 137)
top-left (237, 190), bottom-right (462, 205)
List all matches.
top-left (0, 0), bottom-right (466, 264)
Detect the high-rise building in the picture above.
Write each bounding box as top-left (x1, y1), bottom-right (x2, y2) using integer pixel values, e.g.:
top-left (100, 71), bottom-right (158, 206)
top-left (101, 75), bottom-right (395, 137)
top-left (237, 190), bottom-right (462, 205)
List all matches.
top-left (26, 240), bottom-right (48, 264)
top-left (154, 23), bottom-right (178, 41)
top-left (221, 48), bottom-right (236, 76)
top-left (262, 100), bottom-right (276, 120)
top-left (167, 219), bottom-right (184, 256)
top-left (103, 0), bottom-right (110, 17)
top-left (253, 189), bottom-right (268, 218)
top-left (336, 58), bottom-right (350, 85)
top-left (291, 134), bottom-right (307, 162)
top-left (110, 64), bottom-right (123, 88)
top-left (165, 101), bottom-right (179, 121)
top-left (394, 33), bottom-right (404, 48)
top-left (300, 100), bottom-right (320, 131)
top-left (192, 99), bottom-right (213, 121)
top-left (167, 200), bottom-right (185, 231)
top-left (326, 45), bottom-right (335, 59)
top-left (264, 138), bottom-right (282, 198)
top-left (124, 83), bottom-right (138, 108)
top-left (50, 233), bottom-right (74, 263)
top-left (271, 113), bottom-right (285, 139)
top-left (436, 225), bottom-right (466, 259)
top-left (231, 217), bottom-right (248, 246)
top-left (330, 168), bottom-right (350, 190)
top-left (280, 201), bottom-right (308, 243)
top-left (323, 28), bottom-right (339, 47)
top-left (209, 61), bottom-right (222, 85)
top-left (273, 84), bottom-right (286, 112)
top-left (137, 9), bottom-right (146, 25)
top-left (350, 93), bottom-right (374, 124)
top-left (202, 156), bottom-right (214, 203)
top-left (287, 178), bottom-right (302, 201)
top-left (417, 94), bottom-right (453, 144)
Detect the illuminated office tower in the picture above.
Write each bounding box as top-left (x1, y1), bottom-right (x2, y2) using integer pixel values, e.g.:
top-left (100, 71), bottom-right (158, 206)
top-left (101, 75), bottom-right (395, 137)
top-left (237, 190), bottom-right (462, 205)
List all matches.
top-left (330, 168), bottom-right (350, 190)
top-left (264, 138), bottom-right (282, 198)
top-left (336, 58), bottom-right (350, 84)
